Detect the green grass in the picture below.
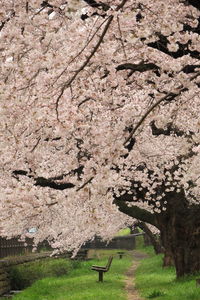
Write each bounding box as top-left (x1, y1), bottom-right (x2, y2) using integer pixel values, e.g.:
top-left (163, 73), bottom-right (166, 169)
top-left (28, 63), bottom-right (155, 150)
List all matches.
top-left (11, 250), bottom-right (132, 300)
top-left (135, 233), bottom-right (145, 249)
top-left (115, 228), bottom-right (131, 236)
top-left (135, 247), bottom-right (200, 300)
top-left (87, 249), bottom-right (132, 259)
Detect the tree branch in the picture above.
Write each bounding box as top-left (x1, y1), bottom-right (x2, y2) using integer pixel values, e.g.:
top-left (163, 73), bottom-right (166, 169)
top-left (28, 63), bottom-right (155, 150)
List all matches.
top-left (114, 197), bottom-right (157, 226)
top-left (0, 11), bottom-right (15, 32)
top-left (116, 62), bottom-right (160, 77)
top-left (55, 14), bottom-right (113, 119)
top-left (124, 71), bottom-right (200, 145)
top-left (82, 0), bottom-right (110, 11)
top-left (150, 120), bottom-right (193, 138)
top-left (12, 170), bottom-right (75, 190)
top-left (35, 177), bottom-right (74, 190)
top-left (137, 221), bottom-right (164, 254)
top-left (56, 0), bottom-right (128, 119)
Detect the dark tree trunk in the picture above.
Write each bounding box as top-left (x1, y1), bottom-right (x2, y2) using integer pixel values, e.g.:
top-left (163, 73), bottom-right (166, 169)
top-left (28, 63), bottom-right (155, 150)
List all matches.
top-left (172, 224), bottom-right (200, 277)
top-left (163, 249), bottom-right (174, 267)
top-left (115, 190), bottom-right (200, 277)
top-left (160, 222), bottom-right (200, 275)
top-left (137, 222), bottom-right (164, 254)
top-left (160, 230), bottom-right (174, 266)
top-left (143, 233), bottom-right (152, 246)
top-left (157, 193), bottom-right (200, 277)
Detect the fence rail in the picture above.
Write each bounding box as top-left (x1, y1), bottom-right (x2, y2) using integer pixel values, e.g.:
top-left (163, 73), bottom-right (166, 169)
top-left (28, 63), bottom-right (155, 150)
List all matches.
top-left (0, 237), bottom-right (50, 259)
top-left (82, 233), bottom-right (145, 250)
top-left (0, 232), bottom-right (147, 259)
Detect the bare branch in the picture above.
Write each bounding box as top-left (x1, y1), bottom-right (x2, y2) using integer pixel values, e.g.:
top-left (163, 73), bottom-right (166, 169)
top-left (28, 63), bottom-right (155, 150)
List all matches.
top-left (30, 137), bottom-right (41, 153)
top-left (117, 15), bottom-right (127, 60)
top-left (76, 177), bottom-right (94, 191)
top-left (78, 97), bottom-right (95, 108)
top-left (0, 11), bottom-right (15, 32)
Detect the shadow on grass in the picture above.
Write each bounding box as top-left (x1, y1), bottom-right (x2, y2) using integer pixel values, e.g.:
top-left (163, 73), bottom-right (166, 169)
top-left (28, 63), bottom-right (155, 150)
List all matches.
top-left (135, 250), bottom-right (200, 300)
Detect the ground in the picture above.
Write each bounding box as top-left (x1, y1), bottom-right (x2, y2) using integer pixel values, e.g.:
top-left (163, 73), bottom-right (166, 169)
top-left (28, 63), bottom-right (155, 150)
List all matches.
top-left (125, 251), bottom-right (149, 300)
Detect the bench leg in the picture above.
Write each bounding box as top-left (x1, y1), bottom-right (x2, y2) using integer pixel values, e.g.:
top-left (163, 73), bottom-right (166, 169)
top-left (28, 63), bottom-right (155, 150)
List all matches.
top-left (98, 271), bottom-right (103, 282)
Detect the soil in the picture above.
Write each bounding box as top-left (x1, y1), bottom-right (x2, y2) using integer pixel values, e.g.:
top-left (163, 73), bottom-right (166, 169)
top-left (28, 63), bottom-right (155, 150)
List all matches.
top-left (124, 251), bottom-right (148, 300)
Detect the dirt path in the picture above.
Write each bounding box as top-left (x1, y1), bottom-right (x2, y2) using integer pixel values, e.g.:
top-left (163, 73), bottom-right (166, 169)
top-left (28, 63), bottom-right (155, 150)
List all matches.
top-left (124, 251), bottom-right (148, 300)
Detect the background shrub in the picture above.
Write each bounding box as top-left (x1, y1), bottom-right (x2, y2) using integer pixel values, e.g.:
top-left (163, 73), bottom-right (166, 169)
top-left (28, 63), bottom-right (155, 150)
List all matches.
top-left (9, 258), bottom-right (72, 289)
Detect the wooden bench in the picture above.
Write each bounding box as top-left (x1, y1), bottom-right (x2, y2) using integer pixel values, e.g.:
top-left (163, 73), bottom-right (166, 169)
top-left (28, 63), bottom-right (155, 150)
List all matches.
top-left (117, 251), bottom-right (125, 259)
top-left (91, 256), bottom-right (113, 282)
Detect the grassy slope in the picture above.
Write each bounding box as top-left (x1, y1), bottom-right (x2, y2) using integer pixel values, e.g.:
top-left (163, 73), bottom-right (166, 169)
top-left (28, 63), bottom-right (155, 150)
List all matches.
top-left (12, 251), bottom-right (132, 300)
top-left (135, 247), bottom-right (200, 300)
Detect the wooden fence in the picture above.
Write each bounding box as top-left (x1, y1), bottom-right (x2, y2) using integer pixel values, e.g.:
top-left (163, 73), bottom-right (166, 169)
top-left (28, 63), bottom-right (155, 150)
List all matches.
top-left (0, 233), bottom-right (148, 259)
top-left (82, 233), bottom-right (146, 250)
top-left (0, 237), bottom-right (51, 259)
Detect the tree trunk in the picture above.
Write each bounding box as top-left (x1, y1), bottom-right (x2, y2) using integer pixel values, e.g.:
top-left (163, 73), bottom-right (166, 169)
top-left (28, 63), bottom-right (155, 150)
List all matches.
top-left (163, 247), bottom-right (174, 267)
top-left (115, 190), bottom-right (200, 277)
top-left (129, 226), bottom-right (139, 234)
top-left (159, 225), bottom-right (174, 266)
top-left (160, 224), bottom-right (200, 275)
top-left (172, 227), bottom-right (200, 277)
top-left (137, 222), bottom-right (163, 254)
top-left (143, 233), bottom-right (152, 246)
top-left (158, 197), bottom-right (200, 277)
top-left (160, 224), bottom-right (200, 276)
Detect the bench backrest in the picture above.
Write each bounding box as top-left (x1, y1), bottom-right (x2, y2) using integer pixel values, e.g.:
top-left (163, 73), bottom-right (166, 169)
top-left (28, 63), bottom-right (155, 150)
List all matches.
top-left (105, 256), bottom-right (113, 271)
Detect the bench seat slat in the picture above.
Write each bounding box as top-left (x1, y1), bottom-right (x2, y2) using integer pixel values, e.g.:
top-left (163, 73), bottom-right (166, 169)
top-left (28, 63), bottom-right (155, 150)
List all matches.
top-left (92, 266), bottom-right (106, 270)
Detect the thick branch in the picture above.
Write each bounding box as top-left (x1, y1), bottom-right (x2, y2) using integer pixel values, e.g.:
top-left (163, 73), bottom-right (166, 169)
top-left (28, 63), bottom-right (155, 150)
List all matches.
top-left (35, 177), bottom-right (74, 190)
top-left (137, 221), bottom-right (164, 254)
top-left (187, 0), bottom-right (200, 10)
top-left (82, 0), bottom-right (110, 11)
top-left (150, 120), bottom-right (193, 138)
top-left (114, 197), bottom-right (156, 226)
top-left (182, 64), bottom-right (200, 74)
top-left (12, 170), bottom-right (75, 190)
top-left (116, 62), bottom-right (160, 77)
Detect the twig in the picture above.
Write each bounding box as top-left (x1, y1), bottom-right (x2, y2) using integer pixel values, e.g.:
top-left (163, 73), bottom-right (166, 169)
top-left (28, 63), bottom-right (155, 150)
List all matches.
top-left (124, 71), bottom-right (200, 145)
top-left (55, 0), bottom-right (128, 119)
top-left (117, 15), bottom-right (127, 60)
top-left (78, 97), bottom-right (95, 108)
top-left (53, 17), bottom-right (109, 85)
top-left (55, 15), bottom-right (114, 119)
top-left (76, 177), bottom-right (94, 191)
top-left (30, 137), bottom-right (41, 152)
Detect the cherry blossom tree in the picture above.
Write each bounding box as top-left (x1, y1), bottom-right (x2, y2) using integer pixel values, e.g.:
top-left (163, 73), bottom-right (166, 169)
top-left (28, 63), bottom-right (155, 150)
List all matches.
top-left (0, 0), bottom-right (200, 277)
